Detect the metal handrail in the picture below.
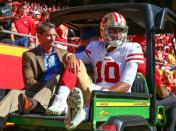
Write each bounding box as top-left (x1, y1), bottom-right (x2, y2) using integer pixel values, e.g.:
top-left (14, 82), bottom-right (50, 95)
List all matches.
top-left (0, 29), bottom-right (79, 47)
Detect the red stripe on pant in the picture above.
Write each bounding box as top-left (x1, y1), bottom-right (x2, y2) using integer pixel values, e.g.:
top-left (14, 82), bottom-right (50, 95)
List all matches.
top-left (59, 66), bottom-right (77, 91)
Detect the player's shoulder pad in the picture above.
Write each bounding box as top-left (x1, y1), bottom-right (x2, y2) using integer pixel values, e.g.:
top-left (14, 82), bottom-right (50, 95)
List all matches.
top-left (126, 42), bottom-right (142, 50)
top-left (87, 40), bottom-right (104, 49)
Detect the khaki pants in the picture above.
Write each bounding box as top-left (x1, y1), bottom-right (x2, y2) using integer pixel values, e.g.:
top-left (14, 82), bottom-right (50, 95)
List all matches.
top-left (77, 61), bottom-right (93, 106)
top-left (0, 74), bottom-right (60, 117)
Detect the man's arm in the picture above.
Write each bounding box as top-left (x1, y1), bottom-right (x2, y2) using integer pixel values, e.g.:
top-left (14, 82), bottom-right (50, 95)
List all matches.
top-left (0, 16), bottom-right (16, 22)
top-left (22, 52), bottom-right (44, 92)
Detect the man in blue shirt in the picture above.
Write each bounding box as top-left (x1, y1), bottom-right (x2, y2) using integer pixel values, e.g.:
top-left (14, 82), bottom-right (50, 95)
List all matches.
top-left (18, 21), bottom-right (78, 115)
top-left (0, 22), bottom-right (79, 128)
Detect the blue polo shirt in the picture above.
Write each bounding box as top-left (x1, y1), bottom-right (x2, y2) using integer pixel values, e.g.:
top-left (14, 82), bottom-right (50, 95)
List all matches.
top-left (39, 46), bottom-right (61, 82)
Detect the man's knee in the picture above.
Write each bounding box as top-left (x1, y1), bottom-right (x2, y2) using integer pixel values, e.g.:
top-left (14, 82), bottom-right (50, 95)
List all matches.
top-left (78, 60), bottom-right (89, 77)
top-left (79, 60), bottom-right (86, 70)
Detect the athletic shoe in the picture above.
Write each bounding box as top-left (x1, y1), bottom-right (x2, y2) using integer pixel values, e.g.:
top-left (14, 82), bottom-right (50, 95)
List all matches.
top-left (64, 87), bottom-right (84, 130)
top-left (18, 93), bottom-right (38, 115)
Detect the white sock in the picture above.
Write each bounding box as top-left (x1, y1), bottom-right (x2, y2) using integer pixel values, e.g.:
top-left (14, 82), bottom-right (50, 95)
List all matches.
top-left (52, 85), bottom-right (70, 105)
top-left (73, 107), bottom-right (88, 126)
top-left (83, 107), bottom-right (89, 121)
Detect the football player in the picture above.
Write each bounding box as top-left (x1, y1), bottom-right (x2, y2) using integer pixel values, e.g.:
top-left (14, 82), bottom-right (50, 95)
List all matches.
top-left (64, 12), bottom-right (144, 130)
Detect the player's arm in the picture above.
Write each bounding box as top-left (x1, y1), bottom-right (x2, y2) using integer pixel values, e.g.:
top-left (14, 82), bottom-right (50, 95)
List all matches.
top-left (75, 42), bottom-right (93, 64)
top-left (108, 82), bottom-right (130, 92)
top-left (106, 43), bottom-right (144, 92)
top-left (66, 41), bottom-right (93, 65)
top-left (107, 62), bottom-right (138, 92)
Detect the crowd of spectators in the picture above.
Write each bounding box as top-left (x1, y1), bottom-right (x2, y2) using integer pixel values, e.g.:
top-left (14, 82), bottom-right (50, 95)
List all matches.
top-left (155, 34), bottom-right (176, 94)
top-left (0, 0), bottom-right (68, 48)
top-left (10, 0), bottom-right (62, 16)
top-left (130, 34), bottom-right (176, 95)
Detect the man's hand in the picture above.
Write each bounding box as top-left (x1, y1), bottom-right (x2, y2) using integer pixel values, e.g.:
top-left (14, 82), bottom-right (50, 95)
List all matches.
top-left (13, 15), bottom-right (19, 21)
top-left (66, 54), bottom-right (80, 74)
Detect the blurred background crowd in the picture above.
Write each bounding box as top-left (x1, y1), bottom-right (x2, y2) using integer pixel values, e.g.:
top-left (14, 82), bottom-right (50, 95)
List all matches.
top-left (129, 34), bottom-right (176, 95)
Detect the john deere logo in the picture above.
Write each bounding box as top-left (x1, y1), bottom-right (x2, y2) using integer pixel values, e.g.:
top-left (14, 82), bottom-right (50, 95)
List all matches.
top-left (100, 111), bottom-right (110, 117)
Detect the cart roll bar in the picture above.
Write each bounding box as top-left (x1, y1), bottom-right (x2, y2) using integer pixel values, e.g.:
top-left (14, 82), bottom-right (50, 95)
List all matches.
top-left (146, 31), bottom-right (156, 124)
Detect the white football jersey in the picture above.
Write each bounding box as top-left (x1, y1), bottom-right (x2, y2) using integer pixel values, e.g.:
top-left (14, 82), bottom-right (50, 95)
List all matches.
top-left (76, 40), bottom-right (144, 90)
